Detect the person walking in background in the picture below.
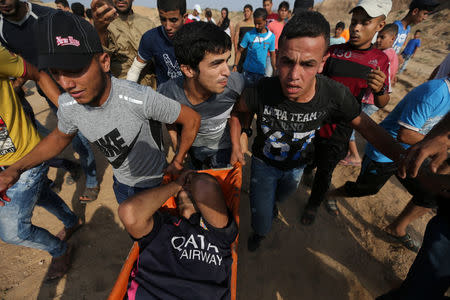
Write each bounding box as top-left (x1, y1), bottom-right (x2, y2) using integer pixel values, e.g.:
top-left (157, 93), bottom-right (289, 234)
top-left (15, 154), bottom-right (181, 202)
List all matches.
top-left (217, 7), bottom-right (233, 38)
top-left (268, 1), bottom-right (290, 51)
top-left (127, 0), bottom-right (186, 86)
top-left (71, 2), bottom-right (85, 19)
top-left (233, 8), bottom-right (276, 87)
top-left (263, 0), bottom-right (279, 24)
top-left (203, 7), bottom-right (215, 24)
top-left (330, 21), bottom-right (346, 45)
top-left (399, 30), bottom-right (422, 73)
top-left (54, 0), bottom-right (70, 11)
top-left (233, 4), bottom-right (254, 73)
top-left (187, 4), bottom-right (201, 22)
top-left (375, 24), bottom-right (399, 88)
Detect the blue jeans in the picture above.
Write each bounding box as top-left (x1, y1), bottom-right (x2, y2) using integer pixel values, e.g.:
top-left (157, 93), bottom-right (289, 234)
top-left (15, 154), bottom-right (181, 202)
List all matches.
top-left (243, 71), bottom-right (265, 88)
top-left (189, 146), bottom-right (231, 170)
top-left (377, 215), bottom-right (450, 300)
top-left (112, 177), bottom-right (162, 204)
top-left (43, 100), bottom-right (98, 188)
top-left (350, 103), bottom-right (379, 141)
top-left (0, 164), bottom-right (77, 257)
top-left (249, 156), bottom-right (305, 236)
top-left (399, 53), bottom-right (412, 74)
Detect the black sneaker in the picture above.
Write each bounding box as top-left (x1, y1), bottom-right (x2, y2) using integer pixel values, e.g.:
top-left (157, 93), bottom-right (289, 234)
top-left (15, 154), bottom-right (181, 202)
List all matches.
top-left (65, 161), bottom-right (81, 185)
top-left (247, 232), bottom-right (265, 252)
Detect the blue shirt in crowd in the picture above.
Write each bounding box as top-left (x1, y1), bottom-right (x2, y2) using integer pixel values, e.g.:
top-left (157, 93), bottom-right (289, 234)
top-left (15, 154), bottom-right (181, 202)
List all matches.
top-left (366, 78), bottom-right (450, 163)
top-left (138, 26), bottom-right (183, 86)
top-left (402, 38), bottom-right (421, 56)
top-left (240, 28), bottom-right (275, 75)
top-left (392, 20), bottom-right (411, 54)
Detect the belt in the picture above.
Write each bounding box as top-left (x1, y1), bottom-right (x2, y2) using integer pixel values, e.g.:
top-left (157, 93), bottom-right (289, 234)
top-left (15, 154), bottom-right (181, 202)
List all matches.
top-left (0, 166), bottom-right (9, 171)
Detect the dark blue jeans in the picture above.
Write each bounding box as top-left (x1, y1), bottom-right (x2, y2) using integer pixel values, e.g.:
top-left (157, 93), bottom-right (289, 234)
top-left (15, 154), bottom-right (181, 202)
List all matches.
top-left (112, 177), bottom-right (162, 204)
top-left (188, 146), bottom-right (231, 170)
top-left (377, 215), bottom-right (450, 300)
top-left (0, 164), bottom-right (77, 257)
top-left (250, 156), bottom-right (304, 236)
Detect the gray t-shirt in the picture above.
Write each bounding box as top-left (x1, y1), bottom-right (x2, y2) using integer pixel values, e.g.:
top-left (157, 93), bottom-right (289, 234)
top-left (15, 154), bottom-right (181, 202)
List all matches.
top-left (57, 76), bottom-right (181, 187)
top-left (157, 72), bottom-right (245, 149)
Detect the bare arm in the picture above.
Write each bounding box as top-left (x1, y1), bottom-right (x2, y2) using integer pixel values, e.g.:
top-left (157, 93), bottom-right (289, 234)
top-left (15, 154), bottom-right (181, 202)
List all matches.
top-left (118, 170), bottom-right (193, 238)
top-left (233, 23), bottom-right (241, 54)
top-left (397, 127), bottom-right (425, 145)
top-left (230, 96), bottom-right (251, 165)
top-left (0, 128), bottom-right (75, 194)
top-left (233, 47), bottom-right (244, 72)
top-left (165, 105), bottom-right (201, 174)
top-left (25, 62), bottom-right (60, 106)
top-left (91, 0), bottom-right (117, 47)
top-left (351, 112), bottom-right (405, 163)
top-left (399, 112), bottom-right (450, 178)
top-left (270, 51), bottom-right (276, 74)
top-left (368, 67), bottom-right (389, 108)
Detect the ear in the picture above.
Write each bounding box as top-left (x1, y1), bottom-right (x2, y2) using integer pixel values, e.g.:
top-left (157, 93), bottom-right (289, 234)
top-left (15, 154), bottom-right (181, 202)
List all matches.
top-left (412, 8), bottom-right (420, 15)
top-left (376, 19), bottom-right (386, 33)
top-left (180, 64), bottom-right (196, 78)
top-left (318, 52), bottom-right (330, 74)
top-left (98, 53), bottom-right (111, 73)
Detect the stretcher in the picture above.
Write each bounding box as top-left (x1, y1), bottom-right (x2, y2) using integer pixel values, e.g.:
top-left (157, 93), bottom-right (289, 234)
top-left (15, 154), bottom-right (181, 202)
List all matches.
top-left (108, 163), bottom-right (242, 300)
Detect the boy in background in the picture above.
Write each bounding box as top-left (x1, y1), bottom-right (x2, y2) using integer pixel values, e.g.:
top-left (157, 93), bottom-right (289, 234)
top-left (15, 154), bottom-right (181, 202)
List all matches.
top-left (375, 23), bottom-right (399, 101)
top-left (263, 0), bottom-right (278, 24)
top-left (268, 1), bottom-right (290, 51)
top-left (301, 0), bottom-right (391, 225)
top-left (233, 8), bottom-right (276, 87)
top-left (330, 22), bottom-right (346, 45)
top-left (399, 30), bottom-right (422, 73)
top-left (233, 4), bottom-right (254, 73)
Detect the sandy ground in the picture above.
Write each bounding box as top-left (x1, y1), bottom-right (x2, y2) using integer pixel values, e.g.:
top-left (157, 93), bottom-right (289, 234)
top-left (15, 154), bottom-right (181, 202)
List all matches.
top-left (1, 3), bottom-right (450, 300)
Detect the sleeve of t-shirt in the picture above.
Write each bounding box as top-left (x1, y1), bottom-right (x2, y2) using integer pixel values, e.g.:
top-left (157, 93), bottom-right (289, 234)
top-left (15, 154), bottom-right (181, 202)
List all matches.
top-left (242, 87), bottom-right (259, 113)
top-left (397, 93), bottom-right (435, 132)
top-left (0, 47), bottom-right (25, 78)
top-left (144, 88), bottom-right (182, 124)
top-left (137, 30), bottom-right (154, 62)
top-left (56, 98), bottom-right (79, 135)
top-left (269, 34), bottom-right (276, 52)
top-left (330, 84), bottom-right (361, 124)
top-left (228, 72), bottom-right (246, 95)
top-left (240, 32), bottom-right (250, 49)
top-left (202, 213), bottom-right (238, 248)
top-left (136, 211), bottom-right (164, 250)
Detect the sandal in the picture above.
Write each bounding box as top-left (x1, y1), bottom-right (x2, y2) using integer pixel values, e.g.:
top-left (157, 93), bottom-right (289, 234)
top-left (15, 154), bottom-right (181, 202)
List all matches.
top-left (386, 232), bottom-right (421, 253)
top-left (300, 205), bottom-right (318, 226)
top-left (325, 198), bottom-right (340, 217)
top-left (79, 187), bottom-right (100, 204)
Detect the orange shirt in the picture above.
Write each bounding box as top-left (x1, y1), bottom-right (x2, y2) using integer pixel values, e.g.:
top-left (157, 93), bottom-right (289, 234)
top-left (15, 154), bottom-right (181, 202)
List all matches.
top-left (341, 29), bottom-right (350, 42)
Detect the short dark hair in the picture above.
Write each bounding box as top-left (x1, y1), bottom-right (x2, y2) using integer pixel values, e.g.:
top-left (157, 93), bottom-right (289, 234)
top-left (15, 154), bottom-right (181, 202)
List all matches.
top-left (157, 0), bottom-right (186, 15)
top-left (244, 4), bottom-right (253, 11)
top-left (409, 2), bottom-right (438, 12)
top-left (279, 1), bottom-right (290, 11)
top-left (279, 11), bottom-right (330, 51)
top-left (205, 8), bottom-right (212, 18)
top-left (263, 0), bottom-right (272, 3)
top-left (415, 29), bottom-right (422, 34)
top-left (254, 8), bottom-right (268, 20)
top-left (55, 0), bottom-right (69, 8)
top-left (85, 8), bottom-right (92, 19)
top-left (173, 22), bottom-right (231, 71)
top-left (380, 23), bottom-right (398, 37)
top-left (71, 2), bottom-right (85, 17)
top-left (336, 21), bottom-right (345, 30)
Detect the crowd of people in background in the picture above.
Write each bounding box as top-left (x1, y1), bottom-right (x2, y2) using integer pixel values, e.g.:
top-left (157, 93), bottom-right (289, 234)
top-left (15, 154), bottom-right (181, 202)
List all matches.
top-left (0, 0), bottom-right (448, 298)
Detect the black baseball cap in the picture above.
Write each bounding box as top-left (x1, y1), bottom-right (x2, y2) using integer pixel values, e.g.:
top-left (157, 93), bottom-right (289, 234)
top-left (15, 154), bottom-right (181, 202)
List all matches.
top-left (37, 11), bottom-right (103, 71)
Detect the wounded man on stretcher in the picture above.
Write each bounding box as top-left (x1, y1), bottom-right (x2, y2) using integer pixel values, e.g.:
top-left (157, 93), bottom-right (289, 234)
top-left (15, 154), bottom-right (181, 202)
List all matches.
top-left (118, 170), bottom-right (238, 300)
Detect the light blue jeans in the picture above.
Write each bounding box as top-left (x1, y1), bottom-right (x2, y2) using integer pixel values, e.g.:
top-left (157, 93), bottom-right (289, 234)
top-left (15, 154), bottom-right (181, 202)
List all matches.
top-left (249, 156), bottom-right (305, 236)
top-left (0, 164), bottom-right (77, 257)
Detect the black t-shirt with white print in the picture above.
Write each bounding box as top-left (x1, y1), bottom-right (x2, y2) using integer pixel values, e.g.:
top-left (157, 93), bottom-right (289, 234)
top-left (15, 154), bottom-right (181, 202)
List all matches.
top-left (127, 211), bottom-right (238, 300)
top-left (244, 75), bottom-right (361, 170)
